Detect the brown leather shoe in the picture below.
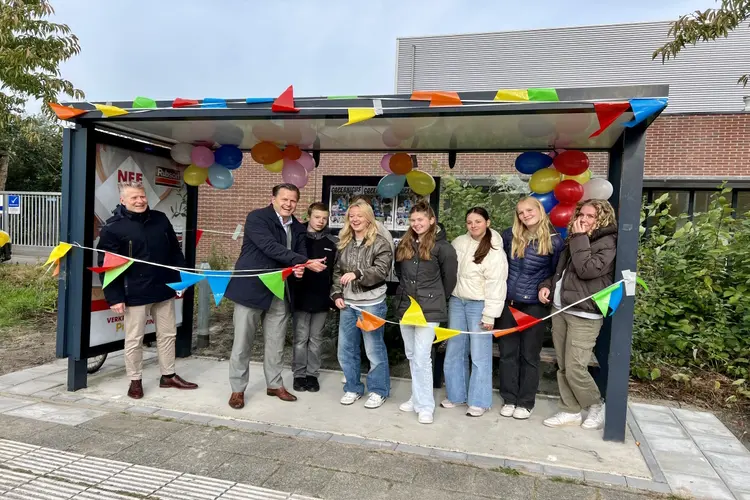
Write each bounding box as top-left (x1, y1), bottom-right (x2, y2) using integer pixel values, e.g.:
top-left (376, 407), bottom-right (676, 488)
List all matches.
top-left (159, 374), bottom-right (198, 390)
top-left (228, 392), bottom-right (245, 409)
top-left (266, 387), bottom-right (297, 402)
top-left (127, 380), bottom-right (143, 399)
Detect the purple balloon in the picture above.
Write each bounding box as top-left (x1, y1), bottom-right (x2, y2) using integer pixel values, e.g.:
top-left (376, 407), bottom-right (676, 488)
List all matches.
top-left (380, 154), bottom-right (394, 173)
top-left (191, 146), bottom-right (215, 168)
top-left (281, 159), bottom-right (308, 188)
top-left (297, 152), bottom-right (316, 172)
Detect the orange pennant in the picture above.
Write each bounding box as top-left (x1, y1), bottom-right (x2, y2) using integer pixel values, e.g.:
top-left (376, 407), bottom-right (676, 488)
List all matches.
top-left (410, 91), bottom-right (435, 101)
top-left (356, 310), bottom-right (386, 331)
top-left (52, 260), bottom-right (60, 277)
top-left (492, 327), bottom-right (519, 338)
top-left (48, 103), bottom-right (87, 120)
top-left (430, 91), bottom-right (462, 107)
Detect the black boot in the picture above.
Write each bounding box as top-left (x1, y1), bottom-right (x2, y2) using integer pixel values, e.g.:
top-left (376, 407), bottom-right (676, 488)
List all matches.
top-left (306, 376), bottom-right (320, 392)
top-left (293, 377), bottom-right (308, 392)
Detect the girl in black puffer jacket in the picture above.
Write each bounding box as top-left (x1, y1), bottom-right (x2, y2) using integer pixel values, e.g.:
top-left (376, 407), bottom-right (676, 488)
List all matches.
top-left (495, 196), bottom-right (564, 420)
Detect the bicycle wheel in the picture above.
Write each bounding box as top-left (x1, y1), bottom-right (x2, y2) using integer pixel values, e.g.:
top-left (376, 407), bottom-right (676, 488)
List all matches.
top-left (87, 353), bottom-right (108, 374)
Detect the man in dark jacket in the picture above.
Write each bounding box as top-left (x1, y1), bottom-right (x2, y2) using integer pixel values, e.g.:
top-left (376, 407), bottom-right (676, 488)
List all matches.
top-left (225, 184), bottom-right (327, 409)
top-left (96, 181), bottom-right (198, 399)
top-left (289, 202), bottom-right (338, 393)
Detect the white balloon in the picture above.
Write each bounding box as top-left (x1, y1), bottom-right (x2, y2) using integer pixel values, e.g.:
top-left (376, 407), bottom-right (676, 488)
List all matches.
top-left (170, 143), bottom-right (193, 165)
top-left (582, 178), bottom-right (614, 200)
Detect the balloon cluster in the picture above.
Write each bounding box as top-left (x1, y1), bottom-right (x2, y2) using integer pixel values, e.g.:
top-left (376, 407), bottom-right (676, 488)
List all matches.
top-left (170, 143), bottom-right (242, 190)
top-left (249, 142), bottom-right (316, 188)
top-left (376, 153), bottom-right (436, 198)
top-left (515, 150), bottom-right (614, 236)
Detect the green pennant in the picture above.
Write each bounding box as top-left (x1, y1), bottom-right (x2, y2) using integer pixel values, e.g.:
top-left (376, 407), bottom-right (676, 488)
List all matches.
top-left (259, 271), bottom-right (285, 300)
top-left (133, 96), bottom-right (157, 109)
top-left (591, 283), bottom-right (620, 316)
top-left (636, 276), bottom-right (649, 292)
top-left (527, 88), bottom-right (559, 102)
top-left (327, 95), bottom-right (359, 100)
top-left (102, 260), bottom-right (134, 289)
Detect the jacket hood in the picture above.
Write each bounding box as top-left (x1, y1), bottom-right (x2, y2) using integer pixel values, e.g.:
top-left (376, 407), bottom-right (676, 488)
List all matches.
top-left (435, 223), bottom-right (447, 242)
top-left (589, 224), bottom-right (618, 242)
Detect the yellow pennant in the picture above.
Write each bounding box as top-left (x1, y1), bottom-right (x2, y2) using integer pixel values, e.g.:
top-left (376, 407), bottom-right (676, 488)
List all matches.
top-left (433, 327), bottom-right (461, 344)
top-left (0, 230), bottom-right (9, 248)
top-left (341, 108), bottom-right (377, 127)
top-left (44, 242), bottom-right (73, 266)
top-left (94, 104), bottom-right (129, 117)
top-left (400, 296), bottom-right (428, 326)
top-left (494, 89), bottom-right (529, 101)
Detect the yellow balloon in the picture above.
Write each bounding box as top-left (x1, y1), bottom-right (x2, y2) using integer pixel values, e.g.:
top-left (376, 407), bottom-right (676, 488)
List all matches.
top-left (0, 230), bottom-right (9, 248)
top-left (406, 170), bottom-right (436, 196)
top-left (529, 167), bottom-right (561, 194)
top-left (264, 159), bottom-right (284, 173)
top-left (562, 169), bottom-right (592, 184)
top-left (183, 164), bottom-right (208, 186)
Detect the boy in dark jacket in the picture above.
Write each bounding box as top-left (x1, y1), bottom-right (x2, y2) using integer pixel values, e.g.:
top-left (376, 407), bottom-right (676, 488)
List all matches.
top-left (290, 203), bottom-right (338, 392)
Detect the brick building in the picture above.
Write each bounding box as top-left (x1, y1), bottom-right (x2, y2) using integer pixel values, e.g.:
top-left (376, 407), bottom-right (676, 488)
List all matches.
top-left (197, 21), bottom-right (750, 260)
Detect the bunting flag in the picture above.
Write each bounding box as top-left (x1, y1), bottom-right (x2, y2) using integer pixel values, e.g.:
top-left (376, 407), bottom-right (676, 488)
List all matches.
top-left (102, 260), bottom-right (134, 288)
top-left (281, 267), bottom-right (296, 281)
top-left (0, 230), bottom-right (9, 248)
top-left (272, 85), bottom-right (299, 113)
top-left (94, 104), bottom-right (129, 117)
top-left (589, 102), bottom-right (630, 138)
top-left (232, 224), bottom-right (243, 240)
top-left (133, 96), bottom-right (157, 109)
top-left (356, 310), bottom-right (387, 332)
top-left (52, 260), bottom-right (60, 277)
top-left (494, 89), bottom-right (528, 101)
top-left (493, 89), bottom-right (559, 102)
top-left (44, 242), bottom-right (73, 266)
top-left (592, 282), bottom-right (624, 316)
top-left (205, 271), bottom-right (232, 306)
top-left (527, 88), bottom-right (560, 102)
top-left (246, 97), bottom-right (275, 104)
top-left (48, 103), bottom-right (87, 120)
top-left (202, 98), bottom-right (227, 108)
top-left (434, 327), bottom-right (462, 343)
top-left (342, 108), bottom-right (378, 126)
top-left (172, 98), bottom-right (199, 108)
top-left (492, 327), bottom-right (520, 339)
top-left (622, 98), bottom-right (668, 128)
top-left (410, 90), bottom-right (435, 101)
top-left (429, 91), bottom-right (462, 107)
top-left (327, 95), bottom-right (359, 100)
top-left (400, 297), bottom-right (428, 326)
top-left (167, 271), bottom-right (208, 292)
top-left (195, 230), bottom-right (204, 247)
top-left (259, 271), bottom-right (286, 300)
top-left (510, 307), bottom-right (543, 329)
top-left (88, 252), bottom-right (131, 273)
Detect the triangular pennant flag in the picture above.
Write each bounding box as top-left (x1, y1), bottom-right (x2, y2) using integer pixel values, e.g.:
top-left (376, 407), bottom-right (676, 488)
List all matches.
top-left (623, 98), bottom-right (668, 128)
top-left (356, 310), bottom-right (387, 332)
top-left (492, 327), bottom-right (519, 338)
top-left (400, 296), bottom-right (428, 326)
top-left (272, 85), bottom-right (299, 113)
top-left (89, 252), bottom-right (131, 273)
top-left (282, 267), bottom-right (295, 281)
top-left (430, 91), bottom-right (462, 107)
top-left (44, 242), bottom-right (73, 266)
top-left (342, 108), bottom-right (377, 126)
top-left (494, 89), bottom-right (529, 101)
top-left (259, 271), bottom-right (285, 300)
top-left (410, 91), bottom-right (435, 101)
top-left (607, 282), bottom-right (624, 316)
top-left (52, 260), bottom-right (60, 277)
top-left (246, 97), bottom-right (275, 104)
top-left (327, 95), bottom-right (359, 100)
top-left (589, 102), bottom-right (630, 138)
top-left (202, 97), bottom-right (227, 108)
top-left (509, 307), bottom-right (542, 330)
top-left (592, 283), bottom-right (621, 316)
top-left (94, 104), bottom-right (128, 117)
top-left (195, 230), bottom-right (204, 247)
top-left (48, 103), bottom-right (87, 120)
top-left (527, 88), bottom-right (559, 102)
top-left (133, 96), bottom-right (157, 109)
top-left (102, 260), bottom-right (134, 289)
top-left (166, 270), bottom-right (206, 291)
top-left (172, 98), bottom-right (199, 108)
top-left (205, 271), bottom-right (232, 306)
top-left (434, 327), bottom-right (462, 343)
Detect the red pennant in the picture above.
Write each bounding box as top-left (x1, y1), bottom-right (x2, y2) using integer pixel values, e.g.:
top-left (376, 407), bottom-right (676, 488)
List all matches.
top-left (429, 91), bottom-right (462, 107)
top-left (195, 230), bottom-right (203, 247)
top-left (281, 267), bottom-right (295, 280)
top-left (88, 252), bottom-right (131, 273)
top-left (272, 85), bottom-right (299, 113)
top-left (48, 103), bottom-right (87, 120)
top-left (172, 98), bottom-right (199, 108)
top-left (589, 102), bottom-right (630, 138)
top-left (509, 307), bottom-right (543, 330)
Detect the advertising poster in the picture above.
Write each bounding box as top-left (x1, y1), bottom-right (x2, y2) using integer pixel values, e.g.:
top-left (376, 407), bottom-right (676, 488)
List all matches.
top-left (394, 187), bottom-right (427, 231)
top-left (90, 144), bottom-right (186, 347)
top-left (328, 186), bottom-right (359, 229)
top-left (362, 186), bottom-right (394, 230)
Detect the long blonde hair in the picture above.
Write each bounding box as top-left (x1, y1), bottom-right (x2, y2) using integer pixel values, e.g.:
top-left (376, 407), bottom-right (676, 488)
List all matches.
top-left (511, 196), bottom-right (554, 259)
top-left (396, 201), bottom-right (436, 262)
top-left (338, 200), bottom-right (379, 249)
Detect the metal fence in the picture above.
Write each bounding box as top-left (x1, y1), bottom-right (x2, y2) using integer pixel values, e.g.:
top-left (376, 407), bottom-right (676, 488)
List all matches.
top-left (0, 191), bottom-right (61, 248)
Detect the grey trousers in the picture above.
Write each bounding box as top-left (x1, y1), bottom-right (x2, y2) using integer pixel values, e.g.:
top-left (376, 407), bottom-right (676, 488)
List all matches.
top-left (292, 311), bottom-right (328, 378)
top-left (229, 297), bottom-right (290, 393)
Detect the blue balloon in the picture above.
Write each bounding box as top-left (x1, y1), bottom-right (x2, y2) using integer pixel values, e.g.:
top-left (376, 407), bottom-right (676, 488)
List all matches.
top-left (555, 226), bottom-right (568, 239)
top-left (515, 151), bottom-right (554, 175)
top-left (214, 145), bottom-right (243, 168)
top-left (377, 174), bottom-right (406, 199)
top-left (208, 164), bottom-right (234, 190)
top-left (531, 191), bottom-right (559, 213)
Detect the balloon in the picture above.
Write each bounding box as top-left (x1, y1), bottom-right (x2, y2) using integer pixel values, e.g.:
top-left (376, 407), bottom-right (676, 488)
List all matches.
top-left (550, 203), bottom-right (577, 228)
top-left (251, 141), bottom-right (283, 165)
top-left (297, 152), bottom-right (315, 172)
top-left (0, 230), bottom-right (9, 248)
top-left (562, 169), bottom-right (592, 184)
top-left (281, 160), bottom-right (308, 188)
top-left (389, 153), bottom-right (413, 175)
top-left (190, 146), bottom-right (214, 168)
top-left (264, 159), bottom-right (284, 173)
top-left (391, 122), bottom-right (415, 140)
top-left (382, 128), bottom-right (402, 147)
top-left (528, 167), bottom-right (561, 194)
top-left (170, 143), bottom-right (193, 165)
top-left (555, 226), bottom-right (568, 239)
top-left (377, 174), bottom-right (406, 199)
top-left (582, 178), bottom-right (614, 200)
top-left (515, 151), bottom-right (554, 175)
top-left (283, 145), bottom-right (302, 160)
top-left (380, 154), bottom-right (394, 174)
top-left (531, 191), bottom-right (559, 213)
top-left (207, 165), bottom-right (234, 189)
top-left (553, 150), bottom-right (589, 176)
top-left (214, 145), bottom-right (243, 168)
top-left (554, 180), bottom-right (585, 205)
top-left (406, 170), bottom-right (436, 196)
top-left (183, 164), bottom-right (208, 186)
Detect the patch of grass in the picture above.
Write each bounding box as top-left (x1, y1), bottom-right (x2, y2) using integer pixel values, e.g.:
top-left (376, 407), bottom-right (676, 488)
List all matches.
top-left (0, 263), bottom-right (57, 328)
top-left (491, 466), bottom-right (522, 476)
top-left (549, 476), bottom-right (585, 485)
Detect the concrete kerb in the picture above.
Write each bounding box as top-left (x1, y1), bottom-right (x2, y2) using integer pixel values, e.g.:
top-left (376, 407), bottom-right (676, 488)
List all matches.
top-left (626, 407), bottom-right (667, 484)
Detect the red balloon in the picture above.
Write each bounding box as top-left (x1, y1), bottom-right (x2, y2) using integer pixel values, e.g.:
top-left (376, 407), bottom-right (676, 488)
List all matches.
top-left (554, 180), bottom-right (584, 204)
top-left (550, 203), bottom-right (577, 228)
top-left (553, 150), bottom-right (589, 176)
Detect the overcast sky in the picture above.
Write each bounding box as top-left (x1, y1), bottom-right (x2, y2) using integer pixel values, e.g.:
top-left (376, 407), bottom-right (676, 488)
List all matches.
top-left (34, 0), bottom-right (712, 109)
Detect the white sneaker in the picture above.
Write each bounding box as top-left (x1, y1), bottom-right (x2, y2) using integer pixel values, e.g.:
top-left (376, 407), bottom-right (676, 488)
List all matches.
top-left (582, 403), bottom-right (605, 430)
top-left (399, 399), bottom-right (415, 412)
top-left (543, 411), bottom-right (583, 428)
top-left (418, 411), bottom-right (433, 424)
top-left (512, 407), bottom-right (533, 420)
top-left (500, 404), bottom-right (516, 417)
top-left (340, 392), bottom-right (362, 405)
top-left (364, 393), bottom-right (386, 409)
top-left (466, 406), bottom-right (486, 417)
top-left (440, 399), bottom-right (464, 409)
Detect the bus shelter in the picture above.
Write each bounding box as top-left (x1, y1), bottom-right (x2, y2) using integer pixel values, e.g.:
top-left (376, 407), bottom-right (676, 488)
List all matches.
top-left (54, 84), bottom-right (668, 442)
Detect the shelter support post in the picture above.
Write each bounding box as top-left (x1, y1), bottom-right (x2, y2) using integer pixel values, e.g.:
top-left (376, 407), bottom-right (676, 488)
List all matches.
top-left (175, 185), bottom-right (198, 358)
top-left (602, 123), bottom-right (647, 442)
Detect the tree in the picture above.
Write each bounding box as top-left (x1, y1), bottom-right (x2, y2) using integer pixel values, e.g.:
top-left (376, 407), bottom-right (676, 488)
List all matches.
top-left (5, 114), bottom-right (62, 191)
top-left (653, 0), bottom-right (750, 86)
top-left (0, 0), bottom-right (84, 190)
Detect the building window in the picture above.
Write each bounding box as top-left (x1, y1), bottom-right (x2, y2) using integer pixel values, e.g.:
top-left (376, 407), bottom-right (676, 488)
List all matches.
top-left (735, 191), bottom-right (750, 218)
top-left (644, 188), bottom-right (750, 219)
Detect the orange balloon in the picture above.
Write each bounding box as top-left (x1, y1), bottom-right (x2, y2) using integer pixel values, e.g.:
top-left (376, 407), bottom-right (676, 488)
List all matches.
top-left (389, 153), bottom-right (413, 175)
top-left (251, 141), bottom-right (283, 165)
top-left (283, 145), bottom-right (302, 160)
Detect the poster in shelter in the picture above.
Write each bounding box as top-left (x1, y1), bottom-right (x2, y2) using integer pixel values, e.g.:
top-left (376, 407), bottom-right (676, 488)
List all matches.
top-left (328, 185), bottom-right (360, 229)
top-left (362, 186), bottom-right (394, 230)
top-left (394, 187), bottom-right (428, 231)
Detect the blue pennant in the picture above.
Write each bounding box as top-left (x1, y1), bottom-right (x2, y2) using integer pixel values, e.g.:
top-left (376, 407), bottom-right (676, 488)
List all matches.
top-left (623, 98), bottom-right (667, 128)
top-left (201, 97), bottom-right (227, 108)
top-left (245, 97), bottom-right (275, 104)
top-left (167, 271), bottom-right (206, 291)
top-left (608, 282), bottom-right (624, 316)
top-left (205, 271), bottom-right (233, 306)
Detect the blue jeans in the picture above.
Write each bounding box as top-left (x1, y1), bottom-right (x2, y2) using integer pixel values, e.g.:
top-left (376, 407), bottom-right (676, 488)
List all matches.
top-left (337, 302), bottom-right (390, 398)
top-left (401, 323), bottom-right (438, 414)
top-left (444, 297), bottom-right (493, 409)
